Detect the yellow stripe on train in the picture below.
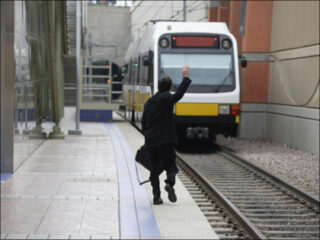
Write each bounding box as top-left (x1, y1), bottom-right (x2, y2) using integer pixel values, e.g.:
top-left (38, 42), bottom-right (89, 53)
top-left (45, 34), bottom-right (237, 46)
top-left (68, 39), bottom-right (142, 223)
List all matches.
top-left (135, 91), bottom-right (151, 112)
top-left (235, 115), bottom-right (240, 123)
top-left (176, 103), bottom-right (218, 116)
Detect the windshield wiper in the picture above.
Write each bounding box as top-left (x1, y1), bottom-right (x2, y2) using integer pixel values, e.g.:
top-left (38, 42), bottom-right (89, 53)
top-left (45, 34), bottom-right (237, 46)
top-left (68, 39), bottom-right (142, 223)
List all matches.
top-left (214, 69), bottom-right (233, 93)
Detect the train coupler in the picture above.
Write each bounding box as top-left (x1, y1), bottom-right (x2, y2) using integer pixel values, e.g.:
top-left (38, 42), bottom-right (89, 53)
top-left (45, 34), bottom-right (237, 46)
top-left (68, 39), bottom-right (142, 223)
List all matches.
top-left (186, 127), bottom-right (209, 139)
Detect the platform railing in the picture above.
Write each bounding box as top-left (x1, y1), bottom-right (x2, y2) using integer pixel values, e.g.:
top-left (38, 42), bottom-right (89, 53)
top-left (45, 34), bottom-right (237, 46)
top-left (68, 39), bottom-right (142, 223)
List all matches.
top-left (80, 57), bottom-right (123, 110)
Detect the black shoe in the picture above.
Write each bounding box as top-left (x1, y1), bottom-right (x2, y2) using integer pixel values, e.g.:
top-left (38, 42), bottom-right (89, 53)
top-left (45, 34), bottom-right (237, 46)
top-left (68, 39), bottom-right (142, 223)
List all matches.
top-left (165, 184), bottom-right (177, 202)
top-left (153, 197), bottom-right (163, 205)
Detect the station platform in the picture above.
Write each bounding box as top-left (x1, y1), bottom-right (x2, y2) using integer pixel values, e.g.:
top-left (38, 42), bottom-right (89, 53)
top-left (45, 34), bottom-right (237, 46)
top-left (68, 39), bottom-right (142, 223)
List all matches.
top-left (1, 108), bottom-right (218, 239)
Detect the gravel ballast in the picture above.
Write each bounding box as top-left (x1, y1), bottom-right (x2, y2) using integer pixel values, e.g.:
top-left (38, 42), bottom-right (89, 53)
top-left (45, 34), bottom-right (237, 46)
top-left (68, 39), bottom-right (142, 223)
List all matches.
top-left (216, 135), bottom-right (320, 198)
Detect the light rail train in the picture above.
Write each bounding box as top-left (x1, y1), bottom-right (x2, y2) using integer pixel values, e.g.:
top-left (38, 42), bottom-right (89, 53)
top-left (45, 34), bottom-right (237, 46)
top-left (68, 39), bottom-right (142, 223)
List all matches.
top-left (121, 21), bottom-right (246, 144)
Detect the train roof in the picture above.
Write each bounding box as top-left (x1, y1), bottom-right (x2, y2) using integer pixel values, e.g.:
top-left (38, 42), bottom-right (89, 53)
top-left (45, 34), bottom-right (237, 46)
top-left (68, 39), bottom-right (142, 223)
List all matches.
top-left (125, 21), bottom-right (231, 63)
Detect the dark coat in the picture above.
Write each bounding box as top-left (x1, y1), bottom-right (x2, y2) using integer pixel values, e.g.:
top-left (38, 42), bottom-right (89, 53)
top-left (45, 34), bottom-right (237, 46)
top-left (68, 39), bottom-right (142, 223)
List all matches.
top-left (142, 77), bottom-right (191, 147)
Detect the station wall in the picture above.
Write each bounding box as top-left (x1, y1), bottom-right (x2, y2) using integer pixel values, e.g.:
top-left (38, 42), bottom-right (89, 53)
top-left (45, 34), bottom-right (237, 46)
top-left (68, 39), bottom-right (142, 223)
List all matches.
top-left (87, 5), bottom-right (131, 66)
top-left (268, 1), bottom-right (319, 108)
top-left (266, 1), bottom-right (319, 155)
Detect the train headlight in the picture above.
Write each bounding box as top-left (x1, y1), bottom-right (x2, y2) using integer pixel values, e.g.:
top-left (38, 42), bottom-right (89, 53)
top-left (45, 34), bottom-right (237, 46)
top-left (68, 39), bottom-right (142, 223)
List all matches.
top-left (159, 38), bottom-right (169, 48)
top-left (222, 39), bottom-right (232, 49)
top-left (219, 105), bottom-right (230, 115)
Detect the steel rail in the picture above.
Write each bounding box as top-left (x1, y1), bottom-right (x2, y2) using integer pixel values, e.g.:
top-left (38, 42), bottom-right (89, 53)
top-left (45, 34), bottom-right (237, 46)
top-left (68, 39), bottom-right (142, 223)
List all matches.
top-left (219, 146), bottom-right (319, 209)
top-left (175, 151), bottom-right (267, 240)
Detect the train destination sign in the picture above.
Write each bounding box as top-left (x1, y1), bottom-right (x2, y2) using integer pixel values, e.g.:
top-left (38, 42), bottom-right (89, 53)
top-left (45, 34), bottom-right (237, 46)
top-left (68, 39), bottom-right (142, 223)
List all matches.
top-left (171, 35), bottom-right (220, 48)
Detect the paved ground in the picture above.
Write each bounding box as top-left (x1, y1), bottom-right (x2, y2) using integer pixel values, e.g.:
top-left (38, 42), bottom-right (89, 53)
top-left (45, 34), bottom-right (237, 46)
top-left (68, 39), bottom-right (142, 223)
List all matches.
top-left (1, 111), bottom-right (119, 239)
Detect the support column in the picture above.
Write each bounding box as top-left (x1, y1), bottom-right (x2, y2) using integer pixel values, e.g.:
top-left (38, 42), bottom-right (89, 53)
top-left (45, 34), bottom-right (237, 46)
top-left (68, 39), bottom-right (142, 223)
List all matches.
top-left (43, 1), bottom-right (66, 139)
top-left (241, 1), bottom-right (273, 103)
top-left (0, 1), bottom-right (15, 173)
top-left (229, 0), bottom-right (242, 54)
top-left (238, 1), bottom-right (273, 139)
top-left (218, 1), bottom-right (230, 27)
top-left (208, 1), bottom-right (218, 22)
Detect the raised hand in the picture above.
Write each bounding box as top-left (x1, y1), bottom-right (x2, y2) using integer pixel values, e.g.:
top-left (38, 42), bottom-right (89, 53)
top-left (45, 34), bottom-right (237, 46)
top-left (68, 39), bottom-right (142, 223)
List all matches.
top-left (182, 65), bottom-right (189, 78)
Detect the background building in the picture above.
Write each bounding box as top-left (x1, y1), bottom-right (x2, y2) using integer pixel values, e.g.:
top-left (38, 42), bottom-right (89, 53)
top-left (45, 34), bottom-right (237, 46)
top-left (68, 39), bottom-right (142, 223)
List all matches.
top-left (87, 3), bottom-right (131, 67)
top-left (64, 1), bottom-right (131, 106)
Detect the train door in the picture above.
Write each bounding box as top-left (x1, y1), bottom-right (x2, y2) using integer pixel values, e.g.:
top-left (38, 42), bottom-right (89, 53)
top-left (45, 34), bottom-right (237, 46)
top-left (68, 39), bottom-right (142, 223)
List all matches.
top-left (135, 51), bottom-right (153, 130)
top-left (146, 50), bottom-right (154, 98)
top-left (130, 57), bottom-right (139, 123)
top-left (126, 60), bottom-right (133, 120)
top-left (121, 63), bottom-right (129, 118)
top-left (135, 55), bottom-right (143, 126)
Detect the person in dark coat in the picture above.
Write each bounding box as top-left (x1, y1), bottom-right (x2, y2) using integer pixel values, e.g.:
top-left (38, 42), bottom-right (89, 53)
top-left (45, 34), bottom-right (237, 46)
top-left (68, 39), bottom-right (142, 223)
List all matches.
top-left (141, 65), bottom-right (192, 205)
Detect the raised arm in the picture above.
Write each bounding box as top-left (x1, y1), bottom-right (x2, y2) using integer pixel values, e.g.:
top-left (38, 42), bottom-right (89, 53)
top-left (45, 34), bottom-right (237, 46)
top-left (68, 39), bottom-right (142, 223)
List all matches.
top-left (169, 65), bottom-right (192, 104)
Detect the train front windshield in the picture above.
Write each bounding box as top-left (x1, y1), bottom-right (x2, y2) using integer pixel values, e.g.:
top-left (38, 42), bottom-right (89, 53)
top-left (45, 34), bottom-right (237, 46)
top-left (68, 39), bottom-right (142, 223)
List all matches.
top-left (160, 53), bottom-right (235, 93)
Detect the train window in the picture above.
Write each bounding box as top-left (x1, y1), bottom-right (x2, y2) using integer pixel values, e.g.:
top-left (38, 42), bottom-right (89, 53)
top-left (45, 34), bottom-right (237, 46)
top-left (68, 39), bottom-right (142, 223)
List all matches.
top-left (131, 59), bottom-right (138, 85)
top-left (160, 53), bottom-right (234, 93)
top-left (122, 64), bottom-right (128, 84)
top-left (138, 55), bottom-right (145, 85)
top-left (143, 66), bottom-right (148, 85)
top-left (122, 64), bottom-right (128, 73)
top-left (140, 58), bottom-right (147, 85)
top-left (136, 56), bottom-right (141, 85)
top-left (147, 51), bottom-right (154, 86)
top-left (128, 61), bottom-right (133, 84)
top-left (140, 52), bottom-right (153, 85)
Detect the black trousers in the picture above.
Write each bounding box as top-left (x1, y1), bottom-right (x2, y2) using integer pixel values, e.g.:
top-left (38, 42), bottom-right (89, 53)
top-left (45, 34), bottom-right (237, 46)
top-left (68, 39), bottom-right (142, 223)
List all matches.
top-left (147, 144), bottom-right (178, 198)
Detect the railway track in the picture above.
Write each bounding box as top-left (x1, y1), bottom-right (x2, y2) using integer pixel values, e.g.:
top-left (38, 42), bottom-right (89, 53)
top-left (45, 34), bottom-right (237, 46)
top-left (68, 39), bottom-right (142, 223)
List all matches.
top-left (176, 147), bottom-right (320, 240)
top-left (177, 169), bottom-right (249, 240)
